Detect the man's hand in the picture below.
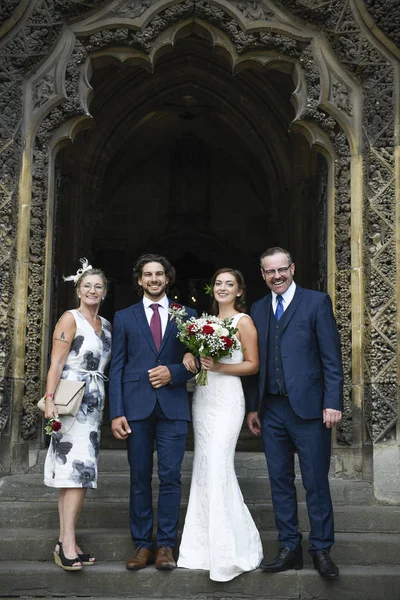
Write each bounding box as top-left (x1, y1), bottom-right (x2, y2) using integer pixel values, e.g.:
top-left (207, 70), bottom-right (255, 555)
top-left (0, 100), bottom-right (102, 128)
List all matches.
top-left (148, 366), bottom-right (172, 388)
top-left (183, 352), bottom-right (198, 373)
top-left (247, 411), bottom-right (261, 436)
top-left (323, 408), bottom-right (342, 429)
top-left (111, 416), bottom-right (131, 440)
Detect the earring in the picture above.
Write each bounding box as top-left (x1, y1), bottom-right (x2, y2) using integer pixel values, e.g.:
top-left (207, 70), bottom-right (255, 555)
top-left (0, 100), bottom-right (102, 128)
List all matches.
top-left (102, 297), bottom-right (105, 300)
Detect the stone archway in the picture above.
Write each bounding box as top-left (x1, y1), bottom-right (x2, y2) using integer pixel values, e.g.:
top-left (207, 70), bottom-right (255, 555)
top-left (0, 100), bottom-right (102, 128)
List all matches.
top-left (51, 32), bottom-right (326, 323)
top-left (0, 0), bottom-right (399, 501)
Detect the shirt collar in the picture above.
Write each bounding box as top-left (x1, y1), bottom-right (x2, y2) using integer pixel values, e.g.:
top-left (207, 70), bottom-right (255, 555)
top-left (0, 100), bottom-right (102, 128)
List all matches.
top-left (271, 281), bottom-right (296, 305)
top-left (143, 294), bottom-right (169, 309)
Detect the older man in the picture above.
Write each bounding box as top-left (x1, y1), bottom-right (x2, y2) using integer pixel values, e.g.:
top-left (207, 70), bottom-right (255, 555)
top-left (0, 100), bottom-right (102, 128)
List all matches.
top-left (246, 247), bottom-right (343, 579)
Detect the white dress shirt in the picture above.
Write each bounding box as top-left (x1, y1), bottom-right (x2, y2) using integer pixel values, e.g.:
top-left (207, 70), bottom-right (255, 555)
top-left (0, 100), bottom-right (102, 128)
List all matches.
top-left (143, 294), bottom-right (169, 336)
top-left (271, 282), bottom-right (296, 315)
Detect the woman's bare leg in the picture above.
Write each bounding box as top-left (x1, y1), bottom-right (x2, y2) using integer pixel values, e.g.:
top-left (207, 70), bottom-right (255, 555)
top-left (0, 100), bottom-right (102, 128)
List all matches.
top-left (58, 488), bottom-right (86, 565)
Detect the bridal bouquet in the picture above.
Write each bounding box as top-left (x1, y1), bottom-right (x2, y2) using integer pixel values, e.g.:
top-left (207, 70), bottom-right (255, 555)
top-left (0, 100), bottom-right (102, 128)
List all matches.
top-left (168, 303), bottom-right (240, 385)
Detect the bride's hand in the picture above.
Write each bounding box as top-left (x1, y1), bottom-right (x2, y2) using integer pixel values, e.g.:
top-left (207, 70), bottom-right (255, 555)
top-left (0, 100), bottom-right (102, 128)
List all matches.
top-left (200, 357), bottom-right (219, 372)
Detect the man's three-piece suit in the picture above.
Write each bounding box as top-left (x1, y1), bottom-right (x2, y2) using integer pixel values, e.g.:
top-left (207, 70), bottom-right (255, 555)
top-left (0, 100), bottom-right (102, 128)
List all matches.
top-left (248, 284), bottom-right (343, 552)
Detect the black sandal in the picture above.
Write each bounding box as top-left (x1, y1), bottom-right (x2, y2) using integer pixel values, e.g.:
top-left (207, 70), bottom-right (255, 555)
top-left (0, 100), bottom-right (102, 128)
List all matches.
top-left (78, 552), bottom-right (95, 566)
top-left (54, 542), bottom-right (82, 571)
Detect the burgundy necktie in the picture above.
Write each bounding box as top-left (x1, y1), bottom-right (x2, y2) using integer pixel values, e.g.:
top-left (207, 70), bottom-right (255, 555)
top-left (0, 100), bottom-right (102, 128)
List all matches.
top-left (150, 303), bottom-right (162, 350)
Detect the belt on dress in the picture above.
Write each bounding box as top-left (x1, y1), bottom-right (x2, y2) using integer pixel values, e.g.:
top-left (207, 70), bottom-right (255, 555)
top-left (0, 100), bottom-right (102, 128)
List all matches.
top-left (76, 369), bottom-right (109, 382)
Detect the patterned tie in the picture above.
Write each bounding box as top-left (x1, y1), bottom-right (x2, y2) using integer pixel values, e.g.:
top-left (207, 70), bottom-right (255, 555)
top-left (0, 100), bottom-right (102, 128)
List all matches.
top-left (275, 295), bottom-right (284, 321)
top-left (150, 303), bottom-right (162, 350)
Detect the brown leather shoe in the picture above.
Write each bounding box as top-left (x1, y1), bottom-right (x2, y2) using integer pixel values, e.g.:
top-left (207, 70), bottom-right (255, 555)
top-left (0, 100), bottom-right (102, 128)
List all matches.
top-left (126, 547), bottom-right (153, 570)
top-left (155, 546), bottom-right (176, 570)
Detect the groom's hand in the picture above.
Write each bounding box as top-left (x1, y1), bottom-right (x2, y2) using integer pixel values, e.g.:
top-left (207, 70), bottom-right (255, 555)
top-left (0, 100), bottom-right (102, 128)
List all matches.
top-left (247, 411), bottom-right (261, 436)
top-left (148, 366), bottom-right (172, 388)
top-left (111, 416), bottom-right (131, 440)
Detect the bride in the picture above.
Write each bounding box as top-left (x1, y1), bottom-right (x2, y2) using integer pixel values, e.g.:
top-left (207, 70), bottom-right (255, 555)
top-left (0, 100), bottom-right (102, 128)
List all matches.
top-left (178, 268), bottom-right (263, 581)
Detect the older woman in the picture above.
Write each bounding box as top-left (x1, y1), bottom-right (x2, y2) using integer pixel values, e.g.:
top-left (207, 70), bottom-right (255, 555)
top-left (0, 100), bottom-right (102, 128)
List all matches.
top-left (43, 259), bottom-right (111, 571)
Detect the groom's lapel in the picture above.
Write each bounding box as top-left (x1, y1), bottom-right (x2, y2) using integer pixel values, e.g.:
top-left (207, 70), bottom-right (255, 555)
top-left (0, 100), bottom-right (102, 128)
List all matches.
top-left (281, 286), bottom-right (304, 333)
top-left (158, 298), bottom-right (174, 353)
top-left (262, 294), bottom-right (272, 348)
top-left (133, 302), bottom-right (157, 353)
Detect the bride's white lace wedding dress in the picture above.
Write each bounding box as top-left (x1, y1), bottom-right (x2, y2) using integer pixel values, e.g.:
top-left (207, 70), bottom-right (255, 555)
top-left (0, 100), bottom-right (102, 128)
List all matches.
top-left (177, 313), bottom-right (263, 582)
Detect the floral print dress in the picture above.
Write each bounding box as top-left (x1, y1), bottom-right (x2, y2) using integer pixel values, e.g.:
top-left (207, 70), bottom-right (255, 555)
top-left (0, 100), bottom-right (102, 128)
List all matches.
top-left (44, 310), bottom-right (112, 489)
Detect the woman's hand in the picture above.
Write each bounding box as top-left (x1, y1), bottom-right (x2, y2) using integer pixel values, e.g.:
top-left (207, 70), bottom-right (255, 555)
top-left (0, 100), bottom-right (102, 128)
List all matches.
top-left (44, 398), bottom-right (58, 420)
top-left (183, 352), bottom-right (198, 373)
top-left (200, 356), bottom-right (220, 372)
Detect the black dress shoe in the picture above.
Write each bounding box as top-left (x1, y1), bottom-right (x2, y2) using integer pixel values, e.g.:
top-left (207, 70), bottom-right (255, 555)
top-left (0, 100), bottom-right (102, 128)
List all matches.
top-left (312, 550), bottom-right (339, 579)
top-left (261, 545), bottom-right (303, 572)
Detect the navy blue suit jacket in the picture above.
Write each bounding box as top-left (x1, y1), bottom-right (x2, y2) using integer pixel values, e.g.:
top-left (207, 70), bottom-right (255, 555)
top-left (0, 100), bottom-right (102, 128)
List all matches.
top-left (109, 299), bottom-right (197, 422)
top-left (247, 286), bottom-right (344, 419)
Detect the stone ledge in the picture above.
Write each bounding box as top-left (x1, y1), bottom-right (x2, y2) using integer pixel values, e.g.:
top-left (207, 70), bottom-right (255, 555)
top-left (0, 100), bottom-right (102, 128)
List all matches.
top-left (0, 528), bottom-right (399, 566)
top-left (0, 562), bottom-right (399, 600)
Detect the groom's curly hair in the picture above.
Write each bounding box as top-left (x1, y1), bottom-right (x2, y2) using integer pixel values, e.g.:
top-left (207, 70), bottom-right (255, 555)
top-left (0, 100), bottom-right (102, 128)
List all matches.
top-left (210, 268), bottom-right (247, 315)
top-left (133, 254), bottom-right (176, 295)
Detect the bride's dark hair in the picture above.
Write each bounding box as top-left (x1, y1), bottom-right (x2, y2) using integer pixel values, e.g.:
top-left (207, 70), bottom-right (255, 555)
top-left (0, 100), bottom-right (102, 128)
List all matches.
top-left (210, 268), bottom-right (247, 315)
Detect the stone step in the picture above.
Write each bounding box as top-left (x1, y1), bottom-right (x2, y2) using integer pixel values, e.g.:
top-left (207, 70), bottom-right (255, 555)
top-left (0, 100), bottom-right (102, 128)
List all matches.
top-left (0, 472), bottom-right (375, 506)
top-left (0, 500), bottom-right (399, 533)
top-left (0, 561), bottom-right (399, 600)
top-left (29, 449), bottom-right (353, 479)
top-left (1, 528), bottom-right (399, 566)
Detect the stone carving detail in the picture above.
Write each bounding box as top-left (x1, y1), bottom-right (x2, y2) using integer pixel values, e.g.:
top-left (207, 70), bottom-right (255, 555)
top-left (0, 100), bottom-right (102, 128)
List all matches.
top-left (364, 0), bottom-right (400, 50)
top-left (106, 0), bottom-right (151, 19)
top-left (33, 72), bottom-right (55, 110)
top-left (332, 132), bottom-right (352, 445)
top-left (331, 77), bottom-right (353, 116)
top-left (230, 1), bottom-right (274, 20)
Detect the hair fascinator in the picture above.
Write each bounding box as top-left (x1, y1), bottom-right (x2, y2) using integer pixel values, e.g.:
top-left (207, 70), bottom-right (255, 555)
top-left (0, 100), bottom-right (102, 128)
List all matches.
top-left (63, 258), bottom-right (93, 283)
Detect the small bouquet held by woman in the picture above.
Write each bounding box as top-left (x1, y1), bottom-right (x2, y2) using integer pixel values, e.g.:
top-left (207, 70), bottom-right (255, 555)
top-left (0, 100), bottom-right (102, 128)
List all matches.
top-left (169, 303), bottom-right (240, 385)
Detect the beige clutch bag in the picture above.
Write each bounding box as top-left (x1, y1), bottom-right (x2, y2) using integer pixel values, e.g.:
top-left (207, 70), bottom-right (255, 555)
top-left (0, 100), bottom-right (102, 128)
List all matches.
top-left (37, 379), bottom-right (85, 416)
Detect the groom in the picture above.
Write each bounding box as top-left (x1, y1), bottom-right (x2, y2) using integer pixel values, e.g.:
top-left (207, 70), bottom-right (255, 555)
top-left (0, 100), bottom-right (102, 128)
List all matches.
top-left (246, 247), bottom-right (343, 579)
top-left (109, 254), bottom-right (197, 571)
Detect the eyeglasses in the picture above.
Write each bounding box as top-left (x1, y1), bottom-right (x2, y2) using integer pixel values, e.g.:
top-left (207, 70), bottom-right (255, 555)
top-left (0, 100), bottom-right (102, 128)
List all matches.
top-left (262, 264), bottom-right (292, 277)
top-left (81, 283), bottom-right (104, 291)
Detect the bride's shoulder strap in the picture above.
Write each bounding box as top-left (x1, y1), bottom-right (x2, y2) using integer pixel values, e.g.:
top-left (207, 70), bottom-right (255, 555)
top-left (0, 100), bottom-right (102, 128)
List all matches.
top-left (234, 313), bottom-right (251, 324)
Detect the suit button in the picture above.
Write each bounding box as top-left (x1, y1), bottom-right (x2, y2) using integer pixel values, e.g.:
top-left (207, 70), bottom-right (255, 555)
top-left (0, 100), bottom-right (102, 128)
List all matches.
top-left (157, 360), bottom-right (161, 364)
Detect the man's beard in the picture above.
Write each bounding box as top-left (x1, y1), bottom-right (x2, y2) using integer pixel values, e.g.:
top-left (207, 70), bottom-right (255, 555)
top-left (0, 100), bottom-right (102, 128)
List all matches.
top-left (143, 283), bottom-right (167, 298)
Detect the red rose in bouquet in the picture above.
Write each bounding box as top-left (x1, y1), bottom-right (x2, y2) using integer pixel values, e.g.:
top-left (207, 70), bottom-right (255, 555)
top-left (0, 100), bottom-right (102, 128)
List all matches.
top-left (222, 336), bottom-right (234, 348)
top-left (202, 325), bottom-right (214, 335)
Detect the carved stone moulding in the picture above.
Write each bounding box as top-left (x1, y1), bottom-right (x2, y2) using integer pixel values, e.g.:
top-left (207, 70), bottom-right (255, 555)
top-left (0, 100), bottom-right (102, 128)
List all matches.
top-left (365, 383), bottom-right (398, 444)
top-left (363, 0), bottom-right (400, 55)
top-left (335, 267), bottom-right (352, 446)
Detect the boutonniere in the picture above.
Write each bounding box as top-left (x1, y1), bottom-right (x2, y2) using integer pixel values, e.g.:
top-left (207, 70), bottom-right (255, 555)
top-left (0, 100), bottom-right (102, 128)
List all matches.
top-left (168, 303), bottom-right (188, 321)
